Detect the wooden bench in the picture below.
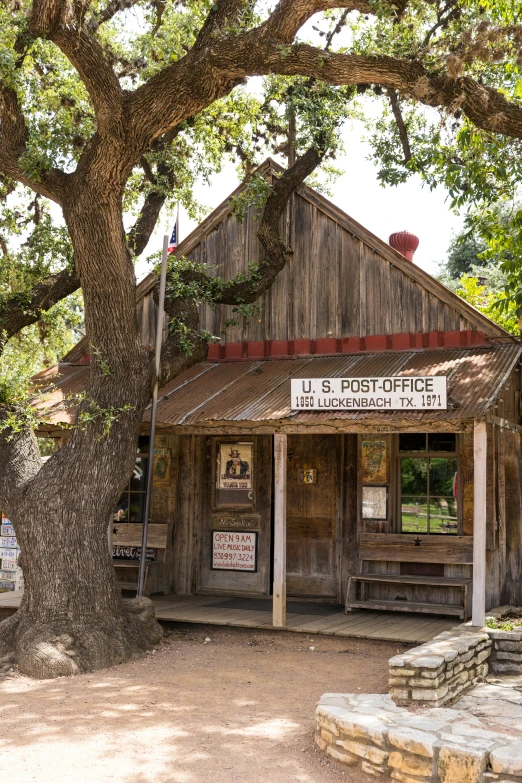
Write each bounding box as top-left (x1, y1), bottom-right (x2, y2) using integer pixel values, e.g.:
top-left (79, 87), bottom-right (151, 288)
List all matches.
top-left (346, 533), bottom-right (473, 620)
top-left (112, 523), bottom-right (168, 596)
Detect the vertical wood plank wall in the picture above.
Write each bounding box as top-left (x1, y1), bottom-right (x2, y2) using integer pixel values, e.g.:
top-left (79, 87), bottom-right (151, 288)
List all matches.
top-left (136, 191), bottom-right (490, 350)
top-left (193, 196), bottom-right (476, 342)
top-left (171, 435), bottom-right (206, 594)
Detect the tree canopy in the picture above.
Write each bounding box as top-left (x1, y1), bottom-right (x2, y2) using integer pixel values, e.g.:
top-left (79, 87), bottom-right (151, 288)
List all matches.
top-left (3, 0), bottom-right (522, 365)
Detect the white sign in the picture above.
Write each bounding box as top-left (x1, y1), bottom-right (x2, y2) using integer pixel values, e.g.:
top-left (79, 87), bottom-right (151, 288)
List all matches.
top-left (212, 531), bottom-right (257, 571)
top-left (291, 377), bottom-right (447, 410)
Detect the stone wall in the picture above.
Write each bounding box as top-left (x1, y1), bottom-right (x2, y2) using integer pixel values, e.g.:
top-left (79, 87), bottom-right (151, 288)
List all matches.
top-left (315, 693), bottom-right (522, 782)
top-left (389, 628), bottom-right (491, 707)
top-left (486, 608), bottom-right (522, 675)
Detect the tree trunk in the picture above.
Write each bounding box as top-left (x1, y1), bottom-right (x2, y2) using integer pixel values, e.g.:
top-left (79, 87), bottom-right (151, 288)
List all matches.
top-left (0, 190), bottom-right (163, 678)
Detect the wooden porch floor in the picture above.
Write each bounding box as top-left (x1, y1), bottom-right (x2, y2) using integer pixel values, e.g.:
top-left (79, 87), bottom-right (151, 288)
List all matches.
top-left (0, 591), bottom-right (459, 643)
top-left (151, 594), bottom-right (459, 644)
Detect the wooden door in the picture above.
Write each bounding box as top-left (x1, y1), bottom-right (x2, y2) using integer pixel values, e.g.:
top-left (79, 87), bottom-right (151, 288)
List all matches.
top-left (286, 435), bottom-right (338, 597)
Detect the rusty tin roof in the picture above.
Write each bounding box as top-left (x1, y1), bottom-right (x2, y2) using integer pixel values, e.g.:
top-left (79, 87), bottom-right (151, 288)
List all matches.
top-left (33, 343), bottom-right (521, 430)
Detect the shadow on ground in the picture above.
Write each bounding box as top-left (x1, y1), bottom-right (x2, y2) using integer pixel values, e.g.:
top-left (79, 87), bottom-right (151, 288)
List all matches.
top-left (0, 623), bottom-right (408, 783)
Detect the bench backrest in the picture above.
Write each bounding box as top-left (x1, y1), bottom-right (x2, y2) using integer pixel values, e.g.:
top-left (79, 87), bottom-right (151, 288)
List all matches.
top-left (112, 523), bottom-right (168, 550)
top-left (359, 533), bottom-right (473, 565)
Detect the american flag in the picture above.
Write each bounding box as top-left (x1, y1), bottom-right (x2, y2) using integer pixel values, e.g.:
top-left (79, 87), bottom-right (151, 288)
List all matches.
top-left (167, 219), bottom-right (178, 254)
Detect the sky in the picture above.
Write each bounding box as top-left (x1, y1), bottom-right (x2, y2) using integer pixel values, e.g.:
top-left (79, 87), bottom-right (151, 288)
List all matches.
top-left (140, 117), bottom-right (464, 282)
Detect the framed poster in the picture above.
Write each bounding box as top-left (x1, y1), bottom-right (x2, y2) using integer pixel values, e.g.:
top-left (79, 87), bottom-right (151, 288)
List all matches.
top-left (361, 440), bottom-right (387, 483)
top-left (211, 531), bottom-right (257, 571)
top-left (153, 448), bottom-right (171, 486)
top-left (218, 442), bottom-right (253, 490)
top-left (361, 486), bottom-right (388, 520)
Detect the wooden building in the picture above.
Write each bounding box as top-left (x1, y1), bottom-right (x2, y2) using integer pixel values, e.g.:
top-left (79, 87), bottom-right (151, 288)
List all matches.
top-left (35, 160), bottom-right (522, 627)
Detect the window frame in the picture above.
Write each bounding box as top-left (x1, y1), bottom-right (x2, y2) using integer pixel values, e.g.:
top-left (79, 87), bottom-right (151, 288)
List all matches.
top-left (113, 437), bottom-right (150, 523)
top-left (395, 433), bottom-right (461, 536)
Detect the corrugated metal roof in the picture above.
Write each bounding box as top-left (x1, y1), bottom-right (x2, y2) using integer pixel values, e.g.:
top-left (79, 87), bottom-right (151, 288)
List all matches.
top-left (34, 344), bottom-right (521, 429)
top-left (152, 345), bottom-right (520, 427)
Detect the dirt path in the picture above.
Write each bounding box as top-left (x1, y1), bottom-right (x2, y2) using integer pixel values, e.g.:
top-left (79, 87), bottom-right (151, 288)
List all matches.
top-left (0, 623), bottom-right (409, 783)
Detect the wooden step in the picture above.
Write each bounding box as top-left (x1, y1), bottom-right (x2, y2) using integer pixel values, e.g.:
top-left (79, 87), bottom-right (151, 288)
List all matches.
top-left (347, 599), bottom-right (465, 617)
top-left (351, 574), bottom-right (471, 587)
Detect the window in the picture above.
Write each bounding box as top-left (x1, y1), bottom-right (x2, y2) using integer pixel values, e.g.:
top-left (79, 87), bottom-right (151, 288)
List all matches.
top-left (113, 437), bottom-right (150, 522)
top-left (398, 433), bottom-right (458, 535)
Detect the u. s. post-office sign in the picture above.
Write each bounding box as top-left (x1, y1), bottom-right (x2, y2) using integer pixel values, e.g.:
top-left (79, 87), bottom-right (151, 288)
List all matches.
top-left (291, 377), bottom-right (447, 411)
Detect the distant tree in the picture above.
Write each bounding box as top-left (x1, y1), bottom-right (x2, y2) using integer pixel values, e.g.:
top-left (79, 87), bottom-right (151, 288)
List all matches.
top-left (440, 205), bottom-right (517, 284)
top-left (444, 233), bottom-right (488, 281)
top-left (456, 273), bottom-right (519, 336)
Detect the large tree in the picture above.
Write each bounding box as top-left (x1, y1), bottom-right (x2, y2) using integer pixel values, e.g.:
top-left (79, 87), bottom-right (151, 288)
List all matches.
top-left (2, 0), bottom-right (522, 679)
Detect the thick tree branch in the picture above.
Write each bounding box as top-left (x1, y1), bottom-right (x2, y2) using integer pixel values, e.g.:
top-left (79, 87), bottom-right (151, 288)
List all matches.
top-left (0, 267), bottom-right (80, 351)
top-left (127, 128), bottom-right (181, 255)
top-left (127, 189), bottom-right (167, 257)
top-left (0, 86), bottom-right (66, 202)
top-left (128, 4), bottom-right (522, 155)
top-left (260, 0), bottom-right (371, 44)
top-left (30, 0), bottom-right (123, 127)
top-left (193, 0), bottom-right (255, 50)
top-left (387, 88), bottom-right (412, 163)
top-left (234, 45), bottom-right (522, 141)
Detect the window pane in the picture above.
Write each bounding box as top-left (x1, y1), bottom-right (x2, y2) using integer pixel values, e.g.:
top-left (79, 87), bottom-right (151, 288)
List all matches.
top-left (429, 498), bottom-right (458, 534)
top-left (401, 458), bottom-right (428, 495)
top-left (128, 493), bottom-right (146, 522)
top-left (428, 433), bottom-right (456, 453)
top-left (401, 497), bottom-right (428, 533)
top-left (399, 434), bottom-right (426, 452)
top-left (137, 435), bottom-right (150, 453)
top-left (430, 458), bottom-right (458, 496)
top-left (130, 457), bottom-right (148, 491)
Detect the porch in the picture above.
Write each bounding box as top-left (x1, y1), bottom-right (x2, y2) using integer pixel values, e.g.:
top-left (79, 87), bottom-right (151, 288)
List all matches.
top-left (0, 590), bottom-right (457, 643)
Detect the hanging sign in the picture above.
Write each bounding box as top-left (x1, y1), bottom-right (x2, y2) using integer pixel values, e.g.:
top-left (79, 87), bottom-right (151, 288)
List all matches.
top-left (211, 531), bottom-right (257, 571)
top-left (291, 377), bottom-right (447, 410)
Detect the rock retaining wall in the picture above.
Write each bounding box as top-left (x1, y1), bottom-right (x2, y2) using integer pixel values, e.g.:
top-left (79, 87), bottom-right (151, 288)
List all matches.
top-left (389, 627), bottom-right (491, 707)
top-left (486, 607), bottom-right (522, 675)
top-left (316, 693), bottom-right (522, 782)
top-left (488, 629), bottom-right (522, 675)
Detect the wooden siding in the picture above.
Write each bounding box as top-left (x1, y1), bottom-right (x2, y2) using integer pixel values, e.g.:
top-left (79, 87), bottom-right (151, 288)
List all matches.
top-left (135, 190), bottom-right (498, 350)
top-left (191, 193), bottom-right (477, 343)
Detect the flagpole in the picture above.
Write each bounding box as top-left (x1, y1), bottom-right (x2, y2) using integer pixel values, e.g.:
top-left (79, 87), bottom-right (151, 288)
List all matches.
top-left (137, 233), bottom-right (169, 597)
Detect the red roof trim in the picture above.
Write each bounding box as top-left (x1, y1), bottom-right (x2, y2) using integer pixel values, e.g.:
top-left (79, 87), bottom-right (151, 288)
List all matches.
top-left (207, 330), bottom-right (490, 361)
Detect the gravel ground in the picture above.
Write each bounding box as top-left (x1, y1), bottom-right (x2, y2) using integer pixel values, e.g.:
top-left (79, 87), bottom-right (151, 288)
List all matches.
top-left (0, 623), bottom-right (408, 783)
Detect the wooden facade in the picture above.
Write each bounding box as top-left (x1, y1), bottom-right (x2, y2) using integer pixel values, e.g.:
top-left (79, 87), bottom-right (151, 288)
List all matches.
top-left (38, 160), bottom-right (522, 624)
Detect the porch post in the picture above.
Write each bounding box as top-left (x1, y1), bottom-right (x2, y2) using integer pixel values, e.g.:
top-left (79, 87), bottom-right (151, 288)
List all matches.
top-left (472, 419), bottom-right (487, 627)
top-left (273, 433), bottom-right (287, 628)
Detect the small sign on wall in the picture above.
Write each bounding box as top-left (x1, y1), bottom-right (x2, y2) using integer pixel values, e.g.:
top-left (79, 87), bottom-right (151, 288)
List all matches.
top-left (212, 516), bottom-right (259, 530)
top-left (153, 448), bottom-right (171, 486)
top-left (212, 531), bottom-right (257, 571)
top-left (361, 486), bottom-right (388, 520)
top-left (298, 469), bottom-right (317, 484)
top-left (361, 440), bottom-right (387, 483)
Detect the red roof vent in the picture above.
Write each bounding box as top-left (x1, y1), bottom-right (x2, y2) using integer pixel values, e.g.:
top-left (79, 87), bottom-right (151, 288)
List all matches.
top-left (389, 230), bottom-right (420, 262)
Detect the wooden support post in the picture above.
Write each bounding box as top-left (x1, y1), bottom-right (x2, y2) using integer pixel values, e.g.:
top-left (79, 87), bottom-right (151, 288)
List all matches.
top-left (273, 434), bottom-right (287, 628)
top-left (472, 420), bottom-right (487, 627)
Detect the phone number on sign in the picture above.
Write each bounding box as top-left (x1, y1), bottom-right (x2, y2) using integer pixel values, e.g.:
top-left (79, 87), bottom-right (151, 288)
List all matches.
top-left (212, 531), bottom-right (257, 571)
